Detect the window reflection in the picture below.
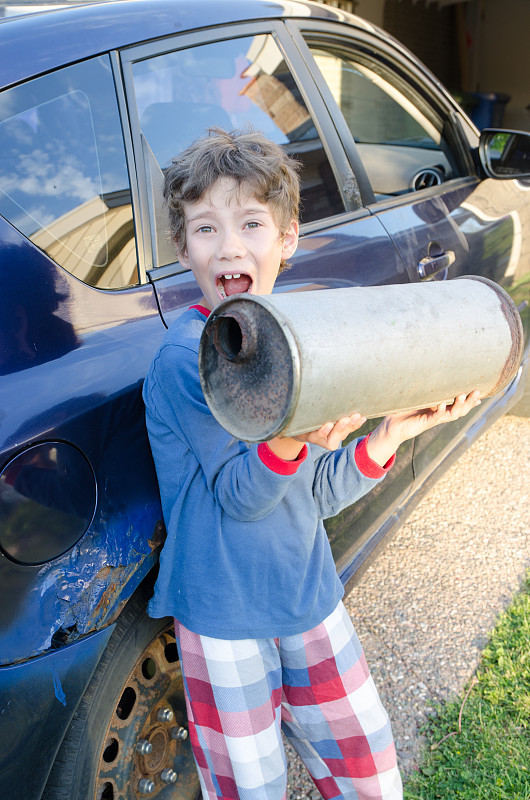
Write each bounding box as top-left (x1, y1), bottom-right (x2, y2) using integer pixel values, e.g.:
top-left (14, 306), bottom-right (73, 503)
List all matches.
top-left (312, 52), bottom-right (441, 148)
top-left (308, 43), bottom-right (462, 197)
top-left (0, 57), bottom-right (137, 289)
top-left (132, 33), bottom-right (345, 267)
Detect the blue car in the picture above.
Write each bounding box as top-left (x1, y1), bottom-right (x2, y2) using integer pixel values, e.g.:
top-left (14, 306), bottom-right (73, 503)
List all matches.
top-left (0, 1), bottom-right (529, 798)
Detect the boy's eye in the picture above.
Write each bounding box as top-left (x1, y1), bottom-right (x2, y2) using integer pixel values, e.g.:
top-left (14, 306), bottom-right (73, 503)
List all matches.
top-left (245, 221), bottom-right (260, 229)
top-left (197, 225), bottom-right (213, 234)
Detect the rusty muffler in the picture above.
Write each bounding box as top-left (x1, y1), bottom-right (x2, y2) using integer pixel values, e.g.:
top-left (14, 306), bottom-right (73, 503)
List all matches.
top-left (198, 277), bottom-right (523, 442)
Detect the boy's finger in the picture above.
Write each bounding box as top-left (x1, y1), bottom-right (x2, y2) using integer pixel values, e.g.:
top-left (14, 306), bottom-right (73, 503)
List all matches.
top-left (340, 413), bottom-right (365, 428)
top-left (446, 392), bottom-right (478, 419)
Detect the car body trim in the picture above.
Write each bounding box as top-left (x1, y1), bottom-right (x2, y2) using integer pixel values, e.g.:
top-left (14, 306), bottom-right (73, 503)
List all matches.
top-left (109, 49), bottom-right (146, 283)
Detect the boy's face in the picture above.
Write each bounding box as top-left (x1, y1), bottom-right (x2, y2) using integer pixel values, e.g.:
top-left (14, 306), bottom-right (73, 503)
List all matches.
top-left (178, 177), bottom-right (299, 311)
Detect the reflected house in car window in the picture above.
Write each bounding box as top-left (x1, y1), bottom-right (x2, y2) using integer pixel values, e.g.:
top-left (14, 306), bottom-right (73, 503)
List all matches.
top-left (241, 36), bottom-right (313, 141)
top-left (31, 188), bottom-right (136, 289)
top-left (0, 57), bottom-right (137, 290)
top-left (133, 33), bottom-right (345, 262)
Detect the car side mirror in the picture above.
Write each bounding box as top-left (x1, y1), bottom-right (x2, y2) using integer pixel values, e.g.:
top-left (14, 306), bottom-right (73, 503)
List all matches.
top-left (479, 128), bottom-right (530, 179)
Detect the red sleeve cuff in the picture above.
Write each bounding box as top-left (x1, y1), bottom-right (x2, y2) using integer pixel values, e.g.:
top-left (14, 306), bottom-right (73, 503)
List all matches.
top-left (190, 304), bottom-right (210, 317)
top-left (257, 442), bottom-right (308, 475)
top-left (355, 434), bottom-right (395, 478)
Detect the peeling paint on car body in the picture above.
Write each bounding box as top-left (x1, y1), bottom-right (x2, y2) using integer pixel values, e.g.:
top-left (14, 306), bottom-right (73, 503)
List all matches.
top-left (0, 228), bottom-right (168, 664)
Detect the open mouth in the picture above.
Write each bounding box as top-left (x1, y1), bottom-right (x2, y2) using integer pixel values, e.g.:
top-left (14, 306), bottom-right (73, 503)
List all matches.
top-left (217, 273), bottom-right (253, 299)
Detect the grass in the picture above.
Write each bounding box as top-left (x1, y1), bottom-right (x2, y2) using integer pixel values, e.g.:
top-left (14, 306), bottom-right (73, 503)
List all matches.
top-left (404, 571), bottom-right (530, 800)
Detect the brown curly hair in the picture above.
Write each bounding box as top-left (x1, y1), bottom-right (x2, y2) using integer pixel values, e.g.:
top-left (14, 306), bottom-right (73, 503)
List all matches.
top-left (163, 128), bottom-right (301, 272)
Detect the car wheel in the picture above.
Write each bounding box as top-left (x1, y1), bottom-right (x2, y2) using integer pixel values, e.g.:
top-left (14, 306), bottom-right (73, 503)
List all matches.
top-left (42, 584), bottom-right (201, 800)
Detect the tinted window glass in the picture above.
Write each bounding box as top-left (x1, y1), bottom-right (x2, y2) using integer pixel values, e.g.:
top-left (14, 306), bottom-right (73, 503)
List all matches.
top-left (307, 42), bottom-right (465, 198)
top-left (0, 57), bottom-right (137, 288)
top-left (132, 34), bottom-right (345, 267)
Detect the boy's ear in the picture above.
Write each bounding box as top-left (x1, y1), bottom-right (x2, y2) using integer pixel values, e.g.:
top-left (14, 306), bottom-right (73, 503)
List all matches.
top-left (281, 219), bottom-right (299, 260)
top-left (177, 244), bottom-right (190, 269)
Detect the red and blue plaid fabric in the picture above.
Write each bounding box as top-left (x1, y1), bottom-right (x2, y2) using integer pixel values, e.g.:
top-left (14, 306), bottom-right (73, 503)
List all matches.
top-left (175, 602), bottom-right (402, 799)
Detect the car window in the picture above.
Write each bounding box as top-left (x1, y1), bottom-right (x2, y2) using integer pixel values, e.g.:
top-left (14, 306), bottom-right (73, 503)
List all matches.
top-left (0, 56), bottom-right (137, 289)
top-left (131, 34), bottom-right (346, 268)
top-left (305, 40), bottom-right (466, 199)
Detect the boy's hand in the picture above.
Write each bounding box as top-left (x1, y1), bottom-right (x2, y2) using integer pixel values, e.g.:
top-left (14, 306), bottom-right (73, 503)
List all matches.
top-left (268, 391), bottom-right (480, 462)
top-left (268, 413), bottom-right (366, 460)
top-left (294, 413), bottom-right (367, 451)
top-left (367, 390), bottom-right (481, 467)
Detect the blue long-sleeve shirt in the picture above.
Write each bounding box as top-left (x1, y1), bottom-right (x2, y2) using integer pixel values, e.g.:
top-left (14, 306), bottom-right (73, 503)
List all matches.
top-left (143, 305), bottom-right (392, 639)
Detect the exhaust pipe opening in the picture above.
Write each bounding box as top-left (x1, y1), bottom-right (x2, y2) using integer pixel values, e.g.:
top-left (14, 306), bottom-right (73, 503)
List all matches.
top-left (200, 281), bottom-right (523, 442)
top-left (212, 312), bottom-right (256, 362)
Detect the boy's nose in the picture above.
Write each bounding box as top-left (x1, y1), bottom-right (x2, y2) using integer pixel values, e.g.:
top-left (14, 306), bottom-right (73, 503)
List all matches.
top-left (217, 229), bottom-right (245, 260)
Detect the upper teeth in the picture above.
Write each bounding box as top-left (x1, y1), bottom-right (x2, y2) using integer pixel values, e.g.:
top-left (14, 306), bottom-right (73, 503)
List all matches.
top-left (224, 274), bottom-right (241, 279)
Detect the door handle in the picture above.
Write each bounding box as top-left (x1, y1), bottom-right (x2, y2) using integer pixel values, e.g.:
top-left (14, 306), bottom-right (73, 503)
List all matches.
top-left (417, 247), bottom-right (455, 280)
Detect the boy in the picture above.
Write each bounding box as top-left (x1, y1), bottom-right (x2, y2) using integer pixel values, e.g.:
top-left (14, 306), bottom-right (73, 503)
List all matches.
top-left (143, 128), bottom-right (480, 800)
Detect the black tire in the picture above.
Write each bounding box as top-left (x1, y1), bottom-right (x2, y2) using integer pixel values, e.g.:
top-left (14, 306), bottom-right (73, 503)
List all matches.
top-left (42, 583), bottom-right (201, 800)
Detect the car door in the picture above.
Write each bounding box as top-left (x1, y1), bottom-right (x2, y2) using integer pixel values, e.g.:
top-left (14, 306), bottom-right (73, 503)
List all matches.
top-left (120, 20), bottom-right (417, 582)
top-left (0, 53), bottom-right (166, 655)
top-left (288, 19), bottom-right (528, 497)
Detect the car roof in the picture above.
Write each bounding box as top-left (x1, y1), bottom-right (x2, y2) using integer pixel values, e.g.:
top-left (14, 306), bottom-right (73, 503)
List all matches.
top-left (0, 0), bottom-right (377, 90)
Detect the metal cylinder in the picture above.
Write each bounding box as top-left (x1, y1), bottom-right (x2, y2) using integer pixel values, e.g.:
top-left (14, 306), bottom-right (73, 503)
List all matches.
top-left (198, 277), bottom-right (523, 443)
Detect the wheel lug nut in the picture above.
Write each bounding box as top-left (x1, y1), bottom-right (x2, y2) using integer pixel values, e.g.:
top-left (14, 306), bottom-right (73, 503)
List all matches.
top-left (138, 778), bottom-right (155, 794)
top-left (136, 739), bottom-right (153, 755)
top-left (156, 706), bottom-right (174, 722)
top-left (171, 726), bottom-right (188, 741)
top-left (160, 768), bottom-right (178, 784)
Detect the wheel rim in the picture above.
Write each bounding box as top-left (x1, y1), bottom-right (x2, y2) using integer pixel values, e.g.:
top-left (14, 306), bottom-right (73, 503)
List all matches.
top-left (95, 622), bottom-right (199, 800)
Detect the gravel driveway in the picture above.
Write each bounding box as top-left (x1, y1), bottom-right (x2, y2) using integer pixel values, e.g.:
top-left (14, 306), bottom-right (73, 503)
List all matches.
top-left (285, 414), bottom-right (530, 798)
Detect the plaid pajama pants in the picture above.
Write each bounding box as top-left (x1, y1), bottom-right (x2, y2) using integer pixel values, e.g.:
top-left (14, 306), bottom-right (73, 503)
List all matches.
top-left (175, 602), bottom-right (403, 800)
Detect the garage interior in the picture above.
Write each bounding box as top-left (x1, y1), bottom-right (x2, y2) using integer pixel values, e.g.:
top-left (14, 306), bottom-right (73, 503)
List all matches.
top-left (324, 0), bottom-right (530, 132)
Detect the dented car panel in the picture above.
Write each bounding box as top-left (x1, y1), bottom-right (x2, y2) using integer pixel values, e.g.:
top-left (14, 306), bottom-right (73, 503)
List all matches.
top-left (0, 223), bottom-right (167, 664)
